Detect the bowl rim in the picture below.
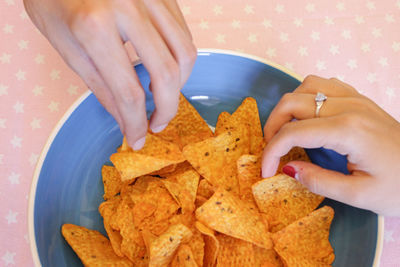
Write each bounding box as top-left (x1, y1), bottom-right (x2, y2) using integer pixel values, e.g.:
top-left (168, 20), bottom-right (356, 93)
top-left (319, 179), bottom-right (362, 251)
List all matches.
top-left (28, 48), bottom-right (384, 267)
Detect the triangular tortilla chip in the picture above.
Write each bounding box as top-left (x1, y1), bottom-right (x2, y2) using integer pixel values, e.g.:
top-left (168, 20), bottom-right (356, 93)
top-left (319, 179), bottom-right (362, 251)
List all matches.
top-left (215, 111), bottom-right (231, 135)
top-left (149, 224), bottom-right (193, 267)
top-left (155, 93), bottom-right (213, 148)
top-left (102, 165), bottom-right (122, 200)
top-left (99, 196), bottom-right (123, 256)
top-left (216, 234), bottom-right (255, 267)
top-left (237, 154), bottom-right (261, 204)
top-left (272, 206), bottom-right (335, 266)
top-left (110, 134), bottom-right (185, 181)
top-left (185, 229), bottom-right (204, 266)
top-left (252, 174), bottom-right (324, 232)
top-left (183, 127), bottom-right (250, 194)
top-left (170, 244), bottom-right (199, 267)
top-left (195, 188), bottom-right (272, 249)
top-left (276, 146), bottom-right (310, 174)
top-left (197, 179), bottom-right (215, 199)
top-left (61, 224), bottom-right (133, 266)
top-left (253, 245), bottom-right (284, 267)
top-left (195, 221), bottom-right (219, 267)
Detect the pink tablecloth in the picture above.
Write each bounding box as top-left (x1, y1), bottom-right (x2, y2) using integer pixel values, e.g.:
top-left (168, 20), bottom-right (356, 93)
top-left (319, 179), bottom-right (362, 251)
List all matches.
top-left (1, 0), bottom-right (399, 266)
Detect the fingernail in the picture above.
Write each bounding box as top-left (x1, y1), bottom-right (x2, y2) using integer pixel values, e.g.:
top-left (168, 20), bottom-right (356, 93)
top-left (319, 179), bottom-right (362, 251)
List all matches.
top-left (151, 123), bottom-right (168, 133)
top-left (133, 136), bottom-right (146, 151)
top-left (282, 165), bottom-right (298, 179)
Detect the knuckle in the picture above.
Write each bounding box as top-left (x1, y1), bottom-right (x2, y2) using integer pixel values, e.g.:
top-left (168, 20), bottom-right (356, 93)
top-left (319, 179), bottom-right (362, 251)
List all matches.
top-left (179, 43), bottom-right (197, 68)
top-left (117, 86), bottom-right (145, 106)
top-left (69, 8), bottom-right (107, 37)
top-left (154, 61), bottom-right (180, 87)
top-left (302, 74), bottom-right (319, 86)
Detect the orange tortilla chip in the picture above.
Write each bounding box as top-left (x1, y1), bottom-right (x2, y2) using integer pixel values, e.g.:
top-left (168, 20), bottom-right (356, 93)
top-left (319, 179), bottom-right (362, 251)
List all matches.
top-left (195, 195), bottom-right (208, 208)
top-left (216, 234), bottom-right (255, 267)
top-left (215, 111), bottom-right (231, 135)
top-left (149, 224), bottom-right (193, 267)
top-left (272, 206), bottom-right (335, 266)
top-left (170, 244), bottom-right (199, 267)
top-left (155, 93), bottom-right (213, 149)
top-left (150, 164), bottom-right (177, 176)
top-left (252, 174), bottom-right (324, 232)
top-left (195, 221), bottom-right (219, 267)
top-left (183, 127), bottom-right (250, 194)
top-left (110, 134), bottom-right (185, 181)
top-left (195, 188), bottom-right (272, 249)
top-left (185, 229), bottom-right (204, 266)
top-left (99, 196), bottom-right (123, 256)
top-left (237, 154), bottom-right (261, 204)
top-left (197, 179), bottom-right (215, 199)
top-left (276, 146), bottom-right (310, 174)
top-left (102, 165), bottom-right (122, 200)
top-left (61, 224), bottom-right (133, 266)
top-left (253, 245), bottom-right (283, 267)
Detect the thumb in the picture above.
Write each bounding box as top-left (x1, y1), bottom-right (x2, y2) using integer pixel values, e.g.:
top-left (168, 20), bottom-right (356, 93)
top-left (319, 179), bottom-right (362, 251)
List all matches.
top-left (282, 161), bottom-right (369, 207)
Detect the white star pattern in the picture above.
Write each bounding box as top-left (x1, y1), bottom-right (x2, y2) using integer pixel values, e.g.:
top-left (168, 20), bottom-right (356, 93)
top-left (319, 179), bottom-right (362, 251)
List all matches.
top-left (48, 101), bottom-right (60, 112)
top-left (199, 19), bottom-right (209, 30)
top-left (0, 118), bottom-right (5, 129)
top-left (355, 15), bottom-right (365, 24)
top-left (366, 1), bottom-right (376, 10)
top-left (262, 19), bottom-right (272, 29)
top-left (386, 87), bottom-right (396, 100)
top-left (275, 4), bottom-right (285, 14)
top-left (0, 53), bottom-right (11, 63)
top-left (384, 230), bottom-right (395, 242)
top-left (392, 41), bottom-right (400, 52)
top-left (33, 85), bottom-right (44, 96)
top-left (311, 31), bottom-right (320, 41)
top-left (247, 33), bottom-right (258, 43)
top-left (0, 84), bottom-right (8, 96)
top-left (50, 69), bottom-right (61, 80)
top-left (13, 102), bottom-right (24, 113)
top-left (5, 210), bottom-right (18, 224)
top-left (213, 5), bottom-right (222, 15)
top-left (67, 85), bottom-right (78, 95)
top-left (361, 43), bottom-right (371, 52)
top-left (20, 10), bottom-right (28, 20)
top-left (397, 0), bottom-right (400, 9)
top-left (0, 154), bottom-right (3, 164)
top-left (342, 30), bottom-right (351, 39)
top-left (8, 172), bottom-right (20, 185)
top-left (293, 18), bottom-right (303, 27)
top-left (2, 251), bottom-right (16, 265)
top-left (298, 46), bottom-right (309, 56)
top-left (367, 73), bottom-right (377, 83)
top-left (29, 153), bottom-right (39, 166)
top-left (35, 54), bottom-right (45, 64)
top-left (279, 32), bottom-right (289, 42)
top-left (347, 59), bottom-right (358, 70)
top-left (324, 16), bottom-right (334, 25)
top-left (372, 27), bottom-right (382, 38)
top-left (10, 135), bottom-right (22, 148)
top-left (231, 20), bottom-right (241, 29)
top-left (336, 2), bottom-right (345, 11)
top-left (215, 34), bottom-right (225, 44)
top-left (181, 6), bottom-right (191, 15)
top-left (385, 14), bottom-right (395, 23)
top-left (316, 60), bottom-right (327, 71)
top-left (305, 3), bottom-right (315, 12)
top-left (329, 45), bottom-right (340, 55)
top-left (30, 118), bottom-right (41, 129)
top-left (3, 23), bottom-right (13, 34)
top-left (18, 40), bottom-right (29, 50)
top-left (4, 0), bottom-right (15, 6)
top-left (266, 48), bottom-right (276, 58)
top-left (244, 5), bottom-right (254, 14)
top-left (379, 57), bottom-right (388, 67)
top-left (284, 62), bottom-right (294, 70)
top-left (15, 70), bottom-right (26, 81)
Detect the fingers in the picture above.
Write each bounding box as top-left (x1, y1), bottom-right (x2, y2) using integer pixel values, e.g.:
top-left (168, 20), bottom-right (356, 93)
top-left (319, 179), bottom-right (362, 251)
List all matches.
top-left (70, 10), bottom-right (148, 149)
top-left (262, 117), bottom-right (354, 178)
top-left (282, 161), bottom-right (371, 209)
top-left (295, 75), bottom-right (360, 97)
top-left (162, 0), bottom-right (193, 39)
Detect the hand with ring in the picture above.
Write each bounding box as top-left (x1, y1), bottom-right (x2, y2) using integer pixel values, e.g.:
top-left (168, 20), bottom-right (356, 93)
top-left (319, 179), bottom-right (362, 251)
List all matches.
top-left (261, 75), bottom-right (400, 216)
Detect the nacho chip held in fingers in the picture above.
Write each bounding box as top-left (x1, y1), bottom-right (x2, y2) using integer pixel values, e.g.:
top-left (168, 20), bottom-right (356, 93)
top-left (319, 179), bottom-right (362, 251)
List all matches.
top-left (252, 173), bottom-right (324, 232)
top-left (155, 93), bottom-right (213, 148)
top-left (195, 188), bottom-right (272, 249)
top-left (237, 154), bottom-right (261, 203)
top-left (61, 224), bottom-right (133, 267)
top-left (276, 146), bottom-right (311, 174)
top-left (272, 206), bottom-right (335, 266)
top-left (110, 133), bottom-right (185, 182)
top-left (183, 127), bottom-right (250, 194)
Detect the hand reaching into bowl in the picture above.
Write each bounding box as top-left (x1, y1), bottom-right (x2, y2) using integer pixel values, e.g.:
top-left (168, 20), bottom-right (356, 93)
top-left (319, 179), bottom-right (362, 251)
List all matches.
top-left (262, 75), bottom-right (400, 216)
top-left (24, 0), bottom-right (196, 150)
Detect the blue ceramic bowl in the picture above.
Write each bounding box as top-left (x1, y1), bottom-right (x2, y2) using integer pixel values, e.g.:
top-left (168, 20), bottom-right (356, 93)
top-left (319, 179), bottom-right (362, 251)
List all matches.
top-left (29, 50), bottom-right (383, 267)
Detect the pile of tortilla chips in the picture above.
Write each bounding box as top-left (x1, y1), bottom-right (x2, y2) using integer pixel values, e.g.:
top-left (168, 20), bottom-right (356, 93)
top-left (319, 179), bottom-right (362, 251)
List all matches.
top-left (62, 94), bottom-right (335, 267)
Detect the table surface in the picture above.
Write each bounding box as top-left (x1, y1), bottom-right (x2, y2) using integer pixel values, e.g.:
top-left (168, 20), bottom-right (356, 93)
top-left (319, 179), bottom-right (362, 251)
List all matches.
top-left (1, 0), bottom-right (399, 266)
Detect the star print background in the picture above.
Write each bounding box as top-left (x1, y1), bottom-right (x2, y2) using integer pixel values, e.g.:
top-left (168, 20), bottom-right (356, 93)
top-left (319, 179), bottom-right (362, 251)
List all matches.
top-left (1, 0), bottom-right (400, 266)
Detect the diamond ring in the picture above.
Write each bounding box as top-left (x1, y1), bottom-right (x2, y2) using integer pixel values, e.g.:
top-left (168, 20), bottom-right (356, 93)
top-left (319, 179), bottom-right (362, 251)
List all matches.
top-left (315, 92), bottom-right (327, 117)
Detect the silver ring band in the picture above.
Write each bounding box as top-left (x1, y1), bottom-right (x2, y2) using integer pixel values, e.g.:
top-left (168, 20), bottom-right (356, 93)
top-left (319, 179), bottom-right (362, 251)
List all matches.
top-left (315, 92), bottom-right (327, 117)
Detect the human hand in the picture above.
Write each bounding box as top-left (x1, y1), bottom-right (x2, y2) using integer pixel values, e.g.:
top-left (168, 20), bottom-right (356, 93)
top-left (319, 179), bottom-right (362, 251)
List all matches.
top-left (262, 75), bottom-right (400, 216)
top-left (24, 0), bottom-right (196, 149)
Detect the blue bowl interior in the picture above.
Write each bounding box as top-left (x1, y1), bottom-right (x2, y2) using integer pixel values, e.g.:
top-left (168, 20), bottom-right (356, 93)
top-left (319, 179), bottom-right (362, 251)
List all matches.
top-left (33, 52), bottom-right (378, 267)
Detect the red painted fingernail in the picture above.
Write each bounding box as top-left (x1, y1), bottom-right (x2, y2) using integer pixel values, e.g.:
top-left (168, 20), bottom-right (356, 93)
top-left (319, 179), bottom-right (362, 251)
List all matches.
top-left (282, 165), bottom-right (296, 178)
